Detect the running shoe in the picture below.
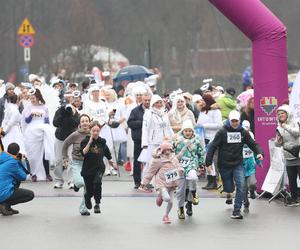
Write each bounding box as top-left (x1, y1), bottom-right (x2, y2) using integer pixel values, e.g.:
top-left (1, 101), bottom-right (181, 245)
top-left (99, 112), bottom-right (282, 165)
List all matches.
top-left (231, 210), bottom-right (243, 219)
top-left (162, 215), bottom-right (171, 224)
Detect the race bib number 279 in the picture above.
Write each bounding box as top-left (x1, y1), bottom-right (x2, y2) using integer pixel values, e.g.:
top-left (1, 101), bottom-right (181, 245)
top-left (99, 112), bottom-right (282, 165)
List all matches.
top-left (227, 132), bottom-right (241, 143)
top-left (164, 169), bottom-right (180, 183)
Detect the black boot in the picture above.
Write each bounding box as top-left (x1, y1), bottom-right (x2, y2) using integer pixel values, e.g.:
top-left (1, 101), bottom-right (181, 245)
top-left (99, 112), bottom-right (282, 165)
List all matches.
top-left (202, 175), bottom-right (212, 190)
top-left (206, 176), bottom-right (218, 190)
top-left (185, 201), bottom-right (193, 216)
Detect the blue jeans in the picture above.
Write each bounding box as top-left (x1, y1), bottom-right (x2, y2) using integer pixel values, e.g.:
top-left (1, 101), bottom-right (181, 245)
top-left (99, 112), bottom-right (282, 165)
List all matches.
top-left (219, 165), bottom-right (245, 211)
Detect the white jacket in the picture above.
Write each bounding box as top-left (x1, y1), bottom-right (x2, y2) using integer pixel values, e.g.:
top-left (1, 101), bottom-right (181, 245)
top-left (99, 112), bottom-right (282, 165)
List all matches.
top-left (142, 108), bottom-right (173, 147)
top-left (197, 109), bottom-right (223, 141)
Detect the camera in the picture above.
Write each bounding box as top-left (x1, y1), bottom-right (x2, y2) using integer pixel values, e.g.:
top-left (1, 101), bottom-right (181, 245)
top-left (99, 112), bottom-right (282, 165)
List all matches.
top-left (65, 104), bottom-right (73, 114)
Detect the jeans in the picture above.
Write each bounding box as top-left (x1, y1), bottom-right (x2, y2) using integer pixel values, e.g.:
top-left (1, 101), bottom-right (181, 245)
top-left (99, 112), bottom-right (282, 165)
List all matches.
top-left (2, 188), bottom-right (34, 207)
top-left (71, 160), bottom-right (88, 213)
top-left (286, 164), bottom-right (300, 201)
top-left (133, 140), bottom-right (142, 186)
top-left (219, 165), bottom-right (245, 211)
top-left (118, 141), bottom-right (127, 162)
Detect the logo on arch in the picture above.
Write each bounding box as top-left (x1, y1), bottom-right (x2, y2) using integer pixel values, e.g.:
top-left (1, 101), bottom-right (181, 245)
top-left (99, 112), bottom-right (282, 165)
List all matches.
top-left (260, 97), bottom-right (278, 115)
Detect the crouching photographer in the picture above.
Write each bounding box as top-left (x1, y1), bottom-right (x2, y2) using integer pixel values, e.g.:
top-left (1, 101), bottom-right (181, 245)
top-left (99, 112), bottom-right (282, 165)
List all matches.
top-left (0, 143), bottom-right (34, 216)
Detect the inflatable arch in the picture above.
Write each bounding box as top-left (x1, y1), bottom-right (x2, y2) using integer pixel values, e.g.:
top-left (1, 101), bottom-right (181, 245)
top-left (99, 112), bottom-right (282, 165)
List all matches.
top-left (209, 0), bottom-right (288, 188)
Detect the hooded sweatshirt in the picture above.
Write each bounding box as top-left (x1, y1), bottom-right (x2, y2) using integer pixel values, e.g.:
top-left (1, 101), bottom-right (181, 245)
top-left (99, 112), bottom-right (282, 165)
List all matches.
top-left (205, 119), bottom-right (263, 168)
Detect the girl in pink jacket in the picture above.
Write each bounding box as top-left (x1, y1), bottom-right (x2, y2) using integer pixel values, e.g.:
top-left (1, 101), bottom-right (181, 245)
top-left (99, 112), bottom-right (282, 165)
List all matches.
top-left (140, 142), bottom-right (181, 224)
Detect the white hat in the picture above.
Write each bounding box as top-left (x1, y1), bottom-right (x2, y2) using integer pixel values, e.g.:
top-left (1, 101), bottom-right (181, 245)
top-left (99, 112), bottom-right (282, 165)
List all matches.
top-left (181, 119), bottom-right (195, 132)
top-left (150, 94), bottom-right (163, 107)
top-left (102, 71), bottom-right (110, 77)
top-left (132, 85), bottom-right (147, 96)
top-left (88, 84), bottom-right (100, 92)
top-left (5, 82), bottom-right (15, 91)
top-left (192, 94), bottom-right (203, 103)
top-left (29, 74), bottom-right (40, 83)
top-left (242, 120), bottom-right (250, 130)
top-left (145, 75), bottom-right (158, 87)
top-left (277, 105), bottom-right (291, 115)
top-left (228, 110), bottom-right (240, 121)
top-left (215, 86), bottom-right (224, 93)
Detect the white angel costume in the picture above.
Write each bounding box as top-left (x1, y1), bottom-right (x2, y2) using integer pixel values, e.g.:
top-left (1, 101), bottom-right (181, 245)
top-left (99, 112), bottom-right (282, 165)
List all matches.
top-left (22, 104), bottom-right (56, 180)
top-left (1, 103), bottom-right (26, 154)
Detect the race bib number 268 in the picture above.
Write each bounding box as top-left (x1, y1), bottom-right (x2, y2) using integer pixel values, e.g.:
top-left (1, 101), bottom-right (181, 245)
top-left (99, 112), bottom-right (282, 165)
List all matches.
top-left (227, 132), bottom-right (241, 143)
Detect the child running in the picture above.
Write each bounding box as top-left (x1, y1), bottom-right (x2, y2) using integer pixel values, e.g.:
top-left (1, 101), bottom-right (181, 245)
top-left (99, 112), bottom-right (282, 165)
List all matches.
top-left (140, 142), bottom-right (181, 224)
top-left (241, 120), bottom-right (262, 213)
top-left (172, 120), bottom-right (205, 219)
top-left (80, 121), bottom-right (117, 214)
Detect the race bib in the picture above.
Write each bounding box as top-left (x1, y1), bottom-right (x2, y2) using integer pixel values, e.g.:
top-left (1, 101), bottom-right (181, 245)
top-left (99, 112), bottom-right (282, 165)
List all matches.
top-left (227, 132), bottom-right (241, 143)
top-left (243, 148), bottom-right (254, 158)
top-left (179, 157), bottom-right (190, 168)
top-left (164, 169), bottom-right (180, 183)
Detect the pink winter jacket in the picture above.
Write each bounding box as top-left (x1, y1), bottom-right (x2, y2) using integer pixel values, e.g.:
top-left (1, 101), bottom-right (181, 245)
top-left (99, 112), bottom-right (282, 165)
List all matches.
top-left (143, 148), bottom-right (180, 191)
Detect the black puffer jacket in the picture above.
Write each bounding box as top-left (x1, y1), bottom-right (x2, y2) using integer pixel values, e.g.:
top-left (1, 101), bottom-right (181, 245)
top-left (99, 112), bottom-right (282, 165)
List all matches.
top-left (53, 106), bottom-right (80, 141)
top-left (205, 120), bottom-right (263, 169)
top-left (127, 104), bottom-right (145, 141)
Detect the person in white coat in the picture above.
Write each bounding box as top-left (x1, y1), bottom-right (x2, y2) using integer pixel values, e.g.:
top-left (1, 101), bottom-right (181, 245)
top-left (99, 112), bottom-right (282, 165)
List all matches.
top-left (197, 94), bottom-right (223, 190)
top-left (1, 94), bottom-right (25, 154)
top-left (139, 94), bottom-right (173, 179)
top-left (22, 88), bottom-right (56, 182)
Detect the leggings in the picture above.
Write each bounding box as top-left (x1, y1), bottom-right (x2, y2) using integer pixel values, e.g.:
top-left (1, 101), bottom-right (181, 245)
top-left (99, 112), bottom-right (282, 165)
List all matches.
top-left (83, 172), bottom-right (103, 204)
top-left (159, 188), bottom-right (175, 216)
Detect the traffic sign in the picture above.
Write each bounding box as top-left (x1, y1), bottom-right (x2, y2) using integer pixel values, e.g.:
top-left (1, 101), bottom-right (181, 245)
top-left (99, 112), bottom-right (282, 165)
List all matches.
top-left (17, 18), bottom-right (36, 35)
top-left (19, 34), bottom-right (34, 48)
top-left (24, 48), bottom-right (31, 62)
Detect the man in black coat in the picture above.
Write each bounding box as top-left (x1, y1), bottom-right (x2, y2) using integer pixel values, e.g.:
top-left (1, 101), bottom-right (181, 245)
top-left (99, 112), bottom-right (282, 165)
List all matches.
top-left (205, 110), bottom-right (263, 220)
top-left (127, 94), bottom-right (151, 189)
top-left (53, 94), bottom-right (80, 189)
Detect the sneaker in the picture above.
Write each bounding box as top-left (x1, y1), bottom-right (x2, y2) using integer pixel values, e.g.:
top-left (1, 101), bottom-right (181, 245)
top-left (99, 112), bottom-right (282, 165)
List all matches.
top-left (250, 190), bottom-right (256, 199)
top-left (285, 199), bottom-right (300, 207)
top-left (243, 206), bottom-right (249, 214)
top-left (84, 194), bottom-right (92, 209)
top-left (68, 182), bottom-right (74, 189)
top-left (185, 201), bottom-right (193, 216)
top-left (156, 195), bottom-right (163, 207)
top-left (225, 198), bottom-right (233, 205)
top-left (192, 196), bottom-right (199, 205)
top-left (231, 210), bottom-right (243, 219)
top-left (0, 204), bottom-right (14, 216)
top-left (73, 184), bottom-right (80, 192)
top-left (94, 204), bottom-right (101, 214)
top-left (104, 171), bottom-right (111, 176)
top-left (162, 215), bottom-right (171, 224)
top-left (146, 183), bottom-right (154, 189)
top-left (111, 169), bottom-right (118, 176)
top-left (134, 184), bottom-right (140, 189)
top-left (46, 174), bottom-right (53, 182)
top-left (31, 175), bottom-right (37, 182)
top-left (177, 208), bottom-right (185, 220)
top-left (54, 183), bottom-right (63, 189)
top-left (8, 207), bottom-right (19, 215)
top-left (80, 211), bottom-right (90, 216)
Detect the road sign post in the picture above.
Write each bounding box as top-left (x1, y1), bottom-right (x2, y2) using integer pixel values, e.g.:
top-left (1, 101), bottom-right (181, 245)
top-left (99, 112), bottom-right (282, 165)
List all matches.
top-left (17, 18), bottom-right (36, 81)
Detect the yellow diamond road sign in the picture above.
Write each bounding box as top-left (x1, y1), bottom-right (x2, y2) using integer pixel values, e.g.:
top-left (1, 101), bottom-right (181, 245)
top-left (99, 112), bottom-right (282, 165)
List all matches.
top-left (17, 18), bottom-right (36, 35)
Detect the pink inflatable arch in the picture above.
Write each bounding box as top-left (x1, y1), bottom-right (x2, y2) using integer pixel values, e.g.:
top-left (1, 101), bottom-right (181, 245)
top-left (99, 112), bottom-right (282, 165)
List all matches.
top-left (209, 0), bottom-right (288, 189)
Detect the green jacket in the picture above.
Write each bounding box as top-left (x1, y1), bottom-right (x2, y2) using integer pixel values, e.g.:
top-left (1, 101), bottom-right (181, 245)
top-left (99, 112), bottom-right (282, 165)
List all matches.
top-left (172, 133), bottom-right (205, 175)
top-left (216, 94), bottom-right (237, 121)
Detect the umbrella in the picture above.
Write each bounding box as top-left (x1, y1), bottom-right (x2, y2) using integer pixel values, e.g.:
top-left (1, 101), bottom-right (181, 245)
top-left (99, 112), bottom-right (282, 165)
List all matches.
top-left (113, 65), bottom-right (153, 83)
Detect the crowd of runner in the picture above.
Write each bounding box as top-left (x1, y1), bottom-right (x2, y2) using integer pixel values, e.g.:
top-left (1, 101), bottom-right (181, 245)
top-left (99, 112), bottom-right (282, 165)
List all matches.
top-left (1, 69), bottom-right (298, 223)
